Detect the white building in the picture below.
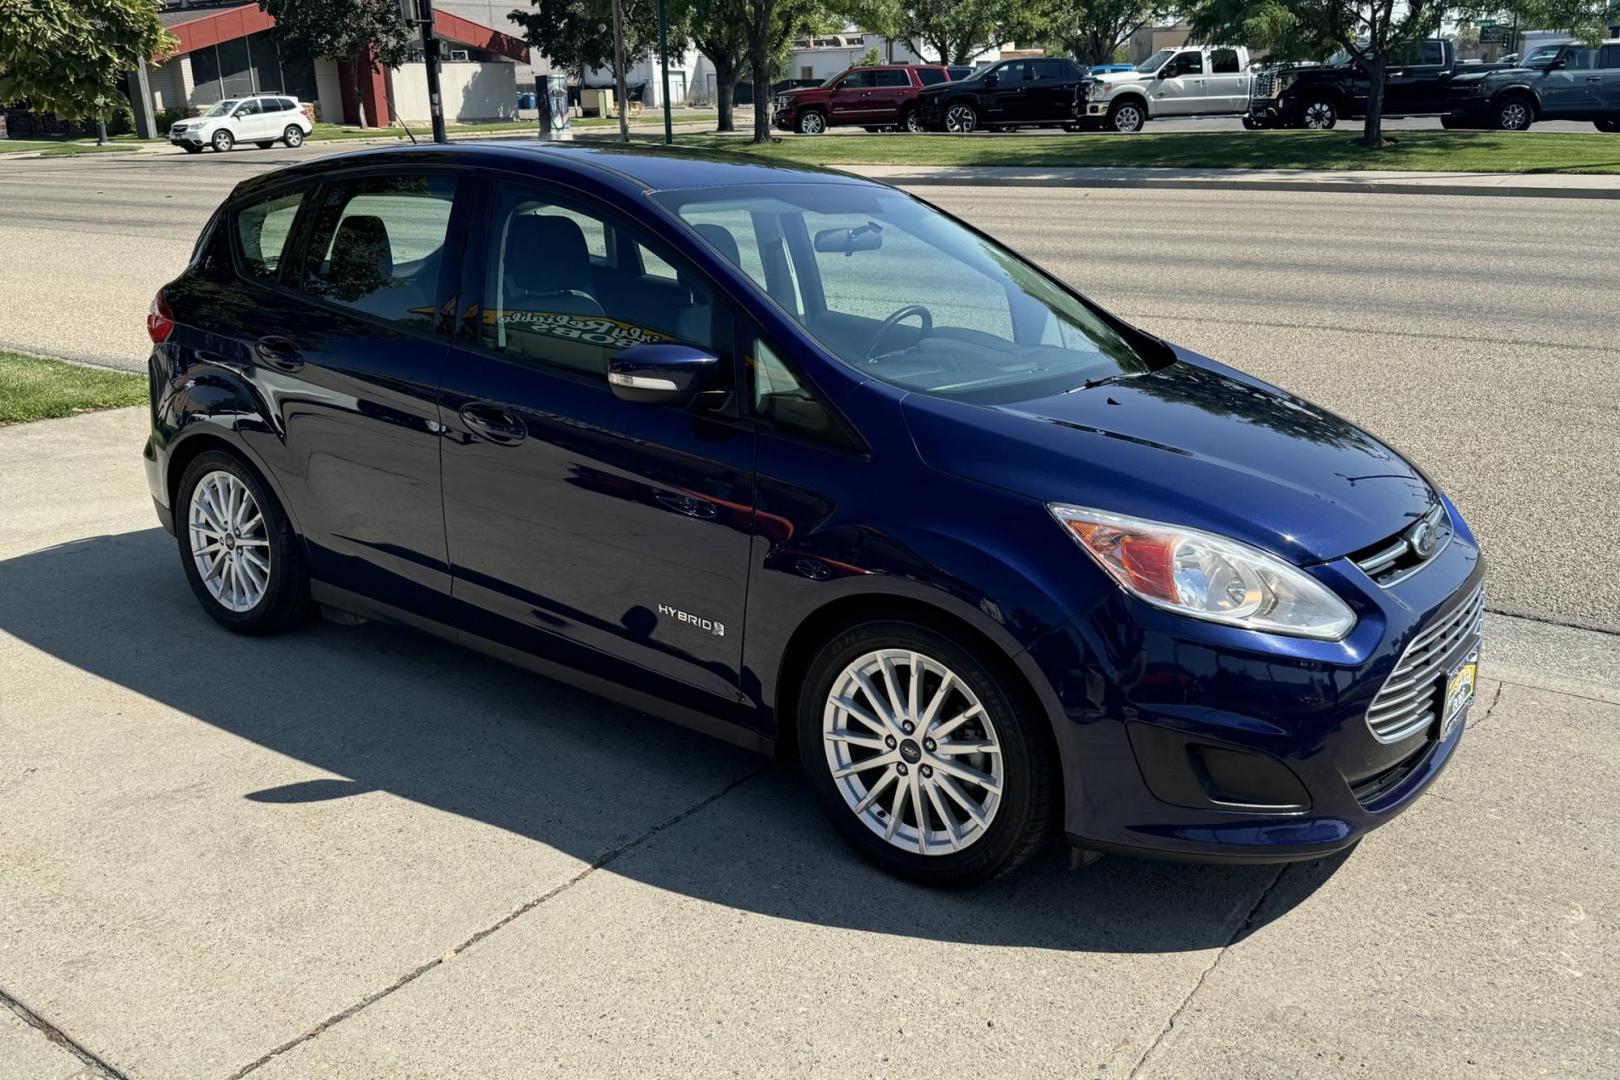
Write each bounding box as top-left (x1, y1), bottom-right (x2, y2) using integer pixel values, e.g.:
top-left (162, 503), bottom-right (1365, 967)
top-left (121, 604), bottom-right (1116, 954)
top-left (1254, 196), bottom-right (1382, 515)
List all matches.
top-left (784, 31), bottom-right (1011, 84)
top-left (583, 45), bottom-right (716, 108)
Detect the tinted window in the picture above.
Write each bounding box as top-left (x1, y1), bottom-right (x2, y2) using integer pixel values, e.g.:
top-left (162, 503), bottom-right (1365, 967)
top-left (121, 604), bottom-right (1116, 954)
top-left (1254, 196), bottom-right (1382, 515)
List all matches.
top-left (234, 99), bottom-right (261, 116)
top-left (917, 68), bottom-right (948, 85)
top-left (1602, 45), bottom-right (1620, 68)
top-left (297, 174), bottom-right (457, 329)
top-left (1211, 48), bottom-right (1240, 74)
top-left (1173, 51), bottom-right (1203, 75)
top-left (750, 338), bottom-right (845, 445)
top-left (234, 188), bottom-right (305, 284)
top-left (840, 70), bottom-right (875, 89)
top-left (994, 62), bottom-right (1025, 85)
top-left (873, 69), bottom-right (909, 87)
top-left (481, 185), bottom-right (714, 380)
top-left (1564, 47), bottom-right (1597, 70)
top-left (1031, 60), bottom-right (1062, 81)
top-left (1421, 41), bottom-right (1445, 65)
top-left (659, 183), bottom-right (1150, 404)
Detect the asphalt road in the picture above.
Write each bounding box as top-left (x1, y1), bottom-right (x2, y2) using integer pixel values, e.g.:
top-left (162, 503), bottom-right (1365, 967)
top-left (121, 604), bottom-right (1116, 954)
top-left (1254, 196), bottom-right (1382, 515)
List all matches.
top-left (3, 144), bottom-right (1613, 631)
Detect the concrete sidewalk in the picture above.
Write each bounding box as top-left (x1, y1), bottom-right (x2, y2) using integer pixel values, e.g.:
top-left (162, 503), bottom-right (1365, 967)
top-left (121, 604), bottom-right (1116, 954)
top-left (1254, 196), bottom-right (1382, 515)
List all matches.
top-left (2, 408), bottom-right (1617, 1079)
top-left (844, 163), bottom-right (1620, 199)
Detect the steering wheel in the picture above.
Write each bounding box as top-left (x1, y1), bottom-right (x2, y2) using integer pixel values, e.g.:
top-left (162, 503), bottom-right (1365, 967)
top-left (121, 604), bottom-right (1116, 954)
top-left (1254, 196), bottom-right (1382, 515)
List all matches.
top-left (866, 304), bottom-right (933, 362)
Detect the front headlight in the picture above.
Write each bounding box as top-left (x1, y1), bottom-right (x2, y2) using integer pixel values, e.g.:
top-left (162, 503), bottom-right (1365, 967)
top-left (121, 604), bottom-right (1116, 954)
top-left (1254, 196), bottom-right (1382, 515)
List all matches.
top-left (1050, 504), bottom-right (1356, 640)
top-left (775, 95), bottom-right (789, 107)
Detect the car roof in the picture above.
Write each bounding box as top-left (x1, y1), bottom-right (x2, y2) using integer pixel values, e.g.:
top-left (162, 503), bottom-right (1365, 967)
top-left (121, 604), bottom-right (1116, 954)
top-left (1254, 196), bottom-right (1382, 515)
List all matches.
top-left (229, 140), bottom-right (867, 205)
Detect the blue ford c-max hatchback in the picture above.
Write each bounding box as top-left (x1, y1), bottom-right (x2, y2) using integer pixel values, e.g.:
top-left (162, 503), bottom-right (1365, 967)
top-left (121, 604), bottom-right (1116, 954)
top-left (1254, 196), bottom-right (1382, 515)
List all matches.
top-left (144, 143), bottom-right (1482, 885)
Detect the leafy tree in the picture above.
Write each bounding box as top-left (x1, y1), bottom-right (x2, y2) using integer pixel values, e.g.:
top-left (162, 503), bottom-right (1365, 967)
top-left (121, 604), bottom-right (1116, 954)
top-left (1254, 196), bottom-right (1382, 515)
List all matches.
top-left (1185, 0), bottom-right (1448, 148)
top-left (1039, 0), bottom-right (1168, 67)
top-left (511, 0), bottom-right (668, 77)
top-left (856, 45), bottom-right (883, 65)
top-left (687, 0), bottom-right (749, 130)
top-left (1474, 0), bottom-right (1620, 42)
top-left (0, 0), bottom-right (174, 140)
top-left (728, 0), bottom-right (832, 142)
top-left (261, 0), bottom-right (414, 126)
top-left (845, 0), bottom-right (1032, 65)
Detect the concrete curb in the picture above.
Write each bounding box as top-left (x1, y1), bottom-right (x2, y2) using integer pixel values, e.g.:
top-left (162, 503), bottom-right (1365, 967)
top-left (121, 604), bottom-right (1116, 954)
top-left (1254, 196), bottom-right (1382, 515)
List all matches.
top-left (839, 164), bottom-right (1620, 200)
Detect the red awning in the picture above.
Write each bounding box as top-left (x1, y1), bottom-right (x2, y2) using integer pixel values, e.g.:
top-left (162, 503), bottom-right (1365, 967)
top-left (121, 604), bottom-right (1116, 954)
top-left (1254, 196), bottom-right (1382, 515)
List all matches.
top-left (158, 3), bottom-right (527, 65)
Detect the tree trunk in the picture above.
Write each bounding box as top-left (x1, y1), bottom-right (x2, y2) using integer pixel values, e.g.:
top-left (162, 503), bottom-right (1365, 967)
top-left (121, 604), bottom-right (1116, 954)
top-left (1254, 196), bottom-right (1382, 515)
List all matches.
top-left (715, 63), bottom-right (737, 133)
top-left (96, 117), bottom-right (108, 145)
top-left (1361, 53), bottom-right (1386, 148)
top-left (750, 45), bottom-right (771, 142)
top-left (612, 0), bottom-right (630, 143)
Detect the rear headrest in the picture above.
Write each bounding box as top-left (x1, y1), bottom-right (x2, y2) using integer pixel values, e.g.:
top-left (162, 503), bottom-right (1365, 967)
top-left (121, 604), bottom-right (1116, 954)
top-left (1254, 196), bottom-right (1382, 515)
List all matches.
top-left (506, 214), bottom-right (592, 295)
top-left (693, 223), bottom-right (741, 267)
top-left (329, 214), bottom-right (393, 289)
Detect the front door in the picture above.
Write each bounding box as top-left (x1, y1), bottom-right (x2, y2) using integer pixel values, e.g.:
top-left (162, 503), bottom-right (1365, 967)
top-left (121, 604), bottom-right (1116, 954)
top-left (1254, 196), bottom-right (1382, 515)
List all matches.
top-left (985, 61), bottom-right (1030, 122)
top-left (828, 69), bottom-right (875, 124)
top-left (1542, 46), bottom-right (1601, 115)
top-left (1152, 50), bottom-right (1206, 115)
top-left (438, 179), bottom-right (754, 702)
top-left (269, 170), bottom-right (465, 612)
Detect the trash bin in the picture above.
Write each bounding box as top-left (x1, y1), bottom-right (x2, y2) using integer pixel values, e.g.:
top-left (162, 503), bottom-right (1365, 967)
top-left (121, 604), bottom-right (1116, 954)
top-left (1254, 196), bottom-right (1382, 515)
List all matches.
top-left (517, 93), bottom-right (537, 111)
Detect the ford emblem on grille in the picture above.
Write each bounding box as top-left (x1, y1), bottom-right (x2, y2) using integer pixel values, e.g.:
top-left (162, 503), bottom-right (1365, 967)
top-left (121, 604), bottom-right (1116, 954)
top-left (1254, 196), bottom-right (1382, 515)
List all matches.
top-left (1407, 516), bottom-right (1438, 559)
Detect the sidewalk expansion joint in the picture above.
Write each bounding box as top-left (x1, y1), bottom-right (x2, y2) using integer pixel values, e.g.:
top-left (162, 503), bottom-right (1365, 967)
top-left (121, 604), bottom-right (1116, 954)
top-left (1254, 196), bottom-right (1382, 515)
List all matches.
top-left (224, 763), bottom-right (770, 1080)
top-left (1125, 863), bottom-right (1290, 1080)
top-left (2, 986), bottom-right (129, 1079)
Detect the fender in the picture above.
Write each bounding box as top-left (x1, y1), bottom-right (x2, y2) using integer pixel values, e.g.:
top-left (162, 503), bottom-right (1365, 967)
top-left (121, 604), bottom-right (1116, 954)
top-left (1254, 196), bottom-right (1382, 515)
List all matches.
top-left (1489, 84), bottom-right (1543, 114)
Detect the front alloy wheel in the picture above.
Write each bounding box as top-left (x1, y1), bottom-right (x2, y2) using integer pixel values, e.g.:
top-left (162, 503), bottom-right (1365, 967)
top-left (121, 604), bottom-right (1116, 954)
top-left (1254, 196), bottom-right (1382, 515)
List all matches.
top-left (798, 620), bottom-right (1055, 886)
top-left (1495, 99), bottom-right (1532, 130)
top-left (1301, 99), bottom-right (1337, 129)
top-left (797, 110), bottom-right (826, 135)
top-left (1108, 101), bottom-right (1145, 133)
top-left (211, 128), bottom-right (234, 152)
top-left (943, 104), bottom-right (978, 134)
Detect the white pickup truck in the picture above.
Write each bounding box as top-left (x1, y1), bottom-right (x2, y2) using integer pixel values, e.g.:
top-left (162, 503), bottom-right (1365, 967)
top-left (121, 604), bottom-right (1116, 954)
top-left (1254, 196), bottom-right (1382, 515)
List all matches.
top-left (1080, 46), bottom-right (1254, 132)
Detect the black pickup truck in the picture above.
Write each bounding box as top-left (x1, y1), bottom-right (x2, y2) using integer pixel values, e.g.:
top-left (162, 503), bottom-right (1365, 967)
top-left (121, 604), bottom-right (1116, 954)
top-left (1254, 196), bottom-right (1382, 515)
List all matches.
top-left (1247, 39), bottom-right (1507, 129)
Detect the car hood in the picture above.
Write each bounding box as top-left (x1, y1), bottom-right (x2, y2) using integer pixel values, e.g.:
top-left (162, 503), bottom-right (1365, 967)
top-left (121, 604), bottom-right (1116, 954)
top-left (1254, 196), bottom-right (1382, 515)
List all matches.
top-left (902, 357), bottom-right (1436, 563)
top-left (1091, 70), bottom-right (1149, 85)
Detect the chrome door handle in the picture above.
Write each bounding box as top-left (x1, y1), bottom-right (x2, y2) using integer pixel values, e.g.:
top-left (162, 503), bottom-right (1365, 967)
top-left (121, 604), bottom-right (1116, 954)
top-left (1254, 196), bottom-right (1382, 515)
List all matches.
top-left (1586, 76), bottom-right (1603, 83)
top-left (255, 336), bottom-right (303, 372)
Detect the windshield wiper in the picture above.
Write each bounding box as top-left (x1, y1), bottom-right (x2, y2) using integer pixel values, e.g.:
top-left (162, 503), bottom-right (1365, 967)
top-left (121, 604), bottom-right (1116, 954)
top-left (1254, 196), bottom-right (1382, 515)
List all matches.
top-left (1069, 370), bottom-right (1146, 393)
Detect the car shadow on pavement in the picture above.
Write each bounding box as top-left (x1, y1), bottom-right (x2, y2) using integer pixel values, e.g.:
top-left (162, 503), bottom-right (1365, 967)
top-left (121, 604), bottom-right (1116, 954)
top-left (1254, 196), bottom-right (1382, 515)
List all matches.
top-left (0, 529), bottom-right (1349, 952)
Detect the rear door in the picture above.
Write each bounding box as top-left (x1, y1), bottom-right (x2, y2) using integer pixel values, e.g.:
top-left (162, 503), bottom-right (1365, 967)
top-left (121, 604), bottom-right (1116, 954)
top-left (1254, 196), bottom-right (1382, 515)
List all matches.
top-left (1601, 44), bottom-right (1620, 112)
top-left (1023, 60), bottom-right (1078, 121)
top-left (270, 169), bottom-right (467, 613)
top-left (1206, 48), bottom-right (1248, 111)
top-left (867, 68), bottom-right (912, 124)
top-left (436, 178), bottom-right (754, 703)
top-left (1385, 40), bottom-right (1448, 114)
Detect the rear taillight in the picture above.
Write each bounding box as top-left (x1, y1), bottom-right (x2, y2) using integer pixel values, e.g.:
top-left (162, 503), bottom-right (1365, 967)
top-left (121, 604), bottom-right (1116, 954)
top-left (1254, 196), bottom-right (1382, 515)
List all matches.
top-left (147, 289), bottom-right (174, 344)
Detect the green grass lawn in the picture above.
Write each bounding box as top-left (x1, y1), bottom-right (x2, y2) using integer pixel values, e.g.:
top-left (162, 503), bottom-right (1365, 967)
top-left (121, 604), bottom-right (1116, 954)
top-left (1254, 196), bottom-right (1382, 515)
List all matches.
top-left (306, 113), bottom-right (724, 143)
top-left (0, 352), bottom-right (146, 425)
top-left (0, 139), bottom-right (137, 157)
top-left (660, 129), bottom-right (1620, 175)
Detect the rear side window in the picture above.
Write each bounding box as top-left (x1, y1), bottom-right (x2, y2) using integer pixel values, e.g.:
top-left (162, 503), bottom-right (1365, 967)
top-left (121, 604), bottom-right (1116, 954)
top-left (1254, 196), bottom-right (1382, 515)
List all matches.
top-left (873, 69), bottom-right (909, 87)
top-left (917, 68), bottom-right (947, 85)
top-left (295, 174), bottom-right (458, 330)
top-left (1211, 49), bottom-right (1240, 74)
top-left (234, 188), bottom-right (306, 284)
top-left (1603, 45), bottom-right (1620, 68)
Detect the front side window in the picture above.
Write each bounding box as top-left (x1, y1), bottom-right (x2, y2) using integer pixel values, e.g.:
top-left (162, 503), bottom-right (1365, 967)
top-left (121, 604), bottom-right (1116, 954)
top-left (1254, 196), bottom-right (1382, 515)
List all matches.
top-left (296, 174), bottom-right (458, 329)
top-left (840, 70), bottom-right (876, 90)
top-left (234, 188), bottom-right (305, 284)
top-left (1173, 51), bottom-right (1204, 76)
top-left (994, 62), bottom-right (1026, 85)
top-left (657, 183), bottom-right (1152, 403)
top-left (481, 185), bottom-right (714, 380)
top-left (1563, 47), bottom-right (1597, 70)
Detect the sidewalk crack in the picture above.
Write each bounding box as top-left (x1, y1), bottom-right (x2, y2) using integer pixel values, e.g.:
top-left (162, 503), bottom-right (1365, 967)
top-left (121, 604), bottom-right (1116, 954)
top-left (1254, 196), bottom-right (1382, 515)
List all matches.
top-left (225, 764), bottom-right (769, 1080)
top-left (1125, 863), bottom-right (1290, 1080)
top-left (2, 987), bottom-right (128, 1079)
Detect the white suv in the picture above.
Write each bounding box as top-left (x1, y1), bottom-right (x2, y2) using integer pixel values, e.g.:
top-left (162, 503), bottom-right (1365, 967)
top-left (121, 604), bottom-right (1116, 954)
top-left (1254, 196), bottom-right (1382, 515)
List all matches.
top-left (1081, 46), bottom-right (1254, 132)
top-left (169, 96), bottom-right (312, 154)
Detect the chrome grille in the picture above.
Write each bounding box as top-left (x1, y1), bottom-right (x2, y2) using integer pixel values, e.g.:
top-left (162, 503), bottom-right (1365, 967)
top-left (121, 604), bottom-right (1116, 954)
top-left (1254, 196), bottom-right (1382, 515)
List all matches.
top-left (1352, 503), bottom-right (1452, 587)
top-left (1365, 584), bottom-right (1484, 743)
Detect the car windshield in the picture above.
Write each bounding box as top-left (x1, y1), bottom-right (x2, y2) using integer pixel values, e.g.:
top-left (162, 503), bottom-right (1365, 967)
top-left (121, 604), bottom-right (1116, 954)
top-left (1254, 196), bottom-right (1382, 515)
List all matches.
top-left (654, 183), bottom-right (1155, 403)
top-left (953, 65), bottom-right (991, 83)
top-left (1137, 50), bottom-right (1174, 73)
top-left (203, 100), bottom-right (239, 117)
top-left (818, 70), bottom-right (847, 88)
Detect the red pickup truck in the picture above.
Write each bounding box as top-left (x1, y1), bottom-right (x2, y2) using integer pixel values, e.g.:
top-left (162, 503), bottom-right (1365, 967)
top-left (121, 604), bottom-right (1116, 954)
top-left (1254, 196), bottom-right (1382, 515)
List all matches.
top-left (772, 64), bottom-right (956, 134)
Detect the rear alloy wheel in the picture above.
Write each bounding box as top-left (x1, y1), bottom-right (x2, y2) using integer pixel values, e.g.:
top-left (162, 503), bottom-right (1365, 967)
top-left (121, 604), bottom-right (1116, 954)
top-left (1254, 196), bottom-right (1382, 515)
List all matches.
top-left (797, 110), bottom-right (826, 135)
top-left (943, 103), bottom-right (978, 133)
top-left (177, 451), bottom-right (310, 634)
top-left (1494, 98), bottom-right (1533, 131)
top-left (1301, 98), bottom-right (1337, 129)
top-left (283, 124), bottom-right (305, 147)
top-left (798, 621), bottom-right (1055, 886)
top-left (1107, 99), bottom-right (1145, 133)
top-left (902, 108), bottom-right (925, 134)
top-left (211, 128), bottom-right (234, 152)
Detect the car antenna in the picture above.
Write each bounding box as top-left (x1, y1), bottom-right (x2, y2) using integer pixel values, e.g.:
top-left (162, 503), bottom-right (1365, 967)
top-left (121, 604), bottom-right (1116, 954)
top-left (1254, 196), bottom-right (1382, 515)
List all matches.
top-left (385, 88), bottom-right (419, 146)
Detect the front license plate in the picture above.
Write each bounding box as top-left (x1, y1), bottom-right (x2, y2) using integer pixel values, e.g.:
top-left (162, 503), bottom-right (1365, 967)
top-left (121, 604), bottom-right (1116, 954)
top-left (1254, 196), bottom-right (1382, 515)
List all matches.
top-left (1440, 656), bottom-right (1478, 740)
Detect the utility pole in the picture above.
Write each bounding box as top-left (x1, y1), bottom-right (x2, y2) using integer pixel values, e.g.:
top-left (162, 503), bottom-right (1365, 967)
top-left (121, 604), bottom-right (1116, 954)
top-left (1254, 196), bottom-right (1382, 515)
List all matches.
top-left (658, 0), bottom-right (672, 145)
top-left (408, 0), bottom-right (448, 143)
top-left (611, 0), bottom-right (630, 142)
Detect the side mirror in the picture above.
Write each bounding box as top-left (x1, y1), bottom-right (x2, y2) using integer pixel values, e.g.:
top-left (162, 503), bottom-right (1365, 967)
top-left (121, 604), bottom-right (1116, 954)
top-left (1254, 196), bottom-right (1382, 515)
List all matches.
top-left (1547, 59), bottom-right (1567, 70)
top-left (1156, 66), bottom-right (1173, 79)
top-left (608, 343), bottom-right (718, 406)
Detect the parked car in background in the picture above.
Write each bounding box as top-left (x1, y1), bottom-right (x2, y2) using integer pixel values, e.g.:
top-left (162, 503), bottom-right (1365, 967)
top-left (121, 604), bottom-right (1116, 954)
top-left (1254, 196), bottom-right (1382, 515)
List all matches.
top-left (916, 57), bottom-right (1091, 133)
top-left (947, 65), bottom-right (976, 82)
top-left (145, 142), bottom-right (1484, 885)
top-left (1079, 46), bottom-right (1254, 132)
top-left (773, 65), bottom-right (954, 134)
top-left (1446, 40), bottom-right (1620, 131)
top-left (1248, 39), bottom-right (1508, 129)
top-left (1089, 64), bottom-right (1136, 75)
top-left (170, 96), bottom-right (312, 153)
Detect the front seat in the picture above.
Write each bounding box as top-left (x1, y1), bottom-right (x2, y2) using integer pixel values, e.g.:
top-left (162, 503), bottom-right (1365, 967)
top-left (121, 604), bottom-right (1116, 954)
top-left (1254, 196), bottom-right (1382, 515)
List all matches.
top-left (324, 215), bottom-right (394, 307)
top-left (502, 215), bottom-right (605, 317)
top-left (673, 222), bottom-right (741, 343)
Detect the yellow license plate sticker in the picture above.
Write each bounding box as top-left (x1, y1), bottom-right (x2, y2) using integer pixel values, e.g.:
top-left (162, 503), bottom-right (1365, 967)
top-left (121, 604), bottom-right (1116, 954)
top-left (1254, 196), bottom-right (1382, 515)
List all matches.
top-left (1442, 662), bottom-right (1478, 737)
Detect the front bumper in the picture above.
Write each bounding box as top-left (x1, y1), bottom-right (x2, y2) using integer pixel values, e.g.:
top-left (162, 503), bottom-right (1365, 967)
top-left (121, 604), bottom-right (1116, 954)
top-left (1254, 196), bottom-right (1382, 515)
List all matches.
top-left (1246, 97), bottom-right (1295, 124)
top-left (1026, 509), bottom-right (1484, 863)
top-left (1447, 98), bottom-right (1494, 125)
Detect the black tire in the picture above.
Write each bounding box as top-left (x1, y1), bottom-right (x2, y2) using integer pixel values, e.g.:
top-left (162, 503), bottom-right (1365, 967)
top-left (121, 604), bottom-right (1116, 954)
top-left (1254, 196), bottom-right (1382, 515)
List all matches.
top-left (182, 144), bottom-right (203, 154)
top-left (1300, 96), bottom-right (1337, 129)
top-left (211, 128), bottom-right (234, 152)
top-left (283, 124), bottom-right (305, 147)
top-left (796, 109), bottom-right (826, 135)
top-left (1242, 115), bottom-right (1262, 130)
top-left (796, 619), bottom-right (1057, 887)
top-left (900, 107), bottom-right (925, 134)
top-left (1492, 96), bottom-right (1533, 131)
top-left (255, 140), bottom-right (275, 148)
top-left (176, 450), bottom-right (310, 635)
top-left (1107, 98), bottom-right (1147, 133)
top-left (1595, 118), bottom-right (1619, 133)
top-left (1440, 115), bottom-right (1458, 130)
